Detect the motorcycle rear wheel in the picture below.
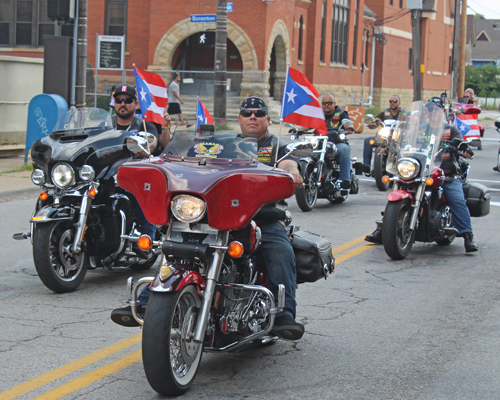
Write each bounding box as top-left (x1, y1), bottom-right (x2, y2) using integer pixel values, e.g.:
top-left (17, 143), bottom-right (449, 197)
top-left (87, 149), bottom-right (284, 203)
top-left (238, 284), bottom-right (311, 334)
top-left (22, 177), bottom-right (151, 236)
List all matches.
top-left (142, 286), bottom-right (202, 396)
top-left (435, 206), bottom-right (456, 246)
top-left (32, 220), bottom-right (89, 293)
top-left (295, 163), bottom-right (318, 212)
top-left (374, 152), bottom-right (390, 192)
top-left (382, 199), bottom-right (415, 260)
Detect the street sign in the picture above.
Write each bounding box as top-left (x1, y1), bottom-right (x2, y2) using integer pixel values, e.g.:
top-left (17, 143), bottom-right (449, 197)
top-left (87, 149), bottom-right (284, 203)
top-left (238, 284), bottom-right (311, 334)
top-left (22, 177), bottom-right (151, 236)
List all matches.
top-left (191, 14), bottom-right (216, 23)
top-left (97, 35), bottom-right (125, 69)
top-left (227, 3), bottom-right (233, 12)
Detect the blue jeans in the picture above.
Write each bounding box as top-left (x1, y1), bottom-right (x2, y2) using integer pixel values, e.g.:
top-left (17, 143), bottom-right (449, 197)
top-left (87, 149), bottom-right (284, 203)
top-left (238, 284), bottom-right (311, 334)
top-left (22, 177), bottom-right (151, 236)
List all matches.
top-left (363, 137), bottom-right (376, 166)
top-left (335, 142), bottom-right (351, 182)
top-left (138, 222), bottom-right (298, 319)
top-left (442, 178), bottom-right (473, 234)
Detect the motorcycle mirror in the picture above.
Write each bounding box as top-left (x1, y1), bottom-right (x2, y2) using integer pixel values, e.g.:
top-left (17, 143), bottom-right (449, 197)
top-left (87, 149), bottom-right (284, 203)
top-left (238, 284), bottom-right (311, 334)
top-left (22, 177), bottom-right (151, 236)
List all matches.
top-left (365, 114), bottom-right (374, 121)
top-left (466, 138), bottom-right (481, 147)
top-left (341, 119), bottom-right (354, 129)
top-left (126, 136), bottom-right (150, 155)
top-left (286, 142), bottom-right (314, 158)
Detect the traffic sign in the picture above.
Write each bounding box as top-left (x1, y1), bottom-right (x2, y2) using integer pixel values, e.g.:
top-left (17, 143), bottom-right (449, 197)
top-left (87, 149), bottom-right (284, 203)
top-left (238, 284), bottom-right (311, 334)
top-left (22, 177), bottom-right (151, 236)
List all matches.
top-left (191, 14), bottom-right (216, 23)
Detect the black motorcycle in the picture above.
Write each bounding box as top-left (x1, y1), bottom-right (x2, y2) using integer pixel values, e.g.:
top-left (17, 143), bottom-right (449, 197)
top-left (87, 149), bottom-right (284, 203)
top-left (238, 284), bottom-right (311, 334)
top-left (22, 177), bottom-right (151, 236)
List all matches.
top-left (13, 107), bottom-right (160, 293)
top-left (290, 120), bottom-right (359, 212)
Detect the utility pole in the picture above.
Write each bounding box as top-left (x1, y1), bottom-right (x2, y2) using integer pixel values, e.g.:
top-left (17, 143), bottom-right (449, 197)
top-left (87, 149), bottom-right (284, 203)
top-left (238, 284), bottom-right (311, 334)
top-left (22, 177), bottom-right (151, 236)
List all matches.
top-left (214, 0), bottom-right (227, 122)
top-left (457, 0), bottom-right (467, 97)
top-left (411, 9), bottom-right (422, 101)
top-left (75, 0), bottom-right (87, 108)
top-left (450, 0), bottom-right (461, 98)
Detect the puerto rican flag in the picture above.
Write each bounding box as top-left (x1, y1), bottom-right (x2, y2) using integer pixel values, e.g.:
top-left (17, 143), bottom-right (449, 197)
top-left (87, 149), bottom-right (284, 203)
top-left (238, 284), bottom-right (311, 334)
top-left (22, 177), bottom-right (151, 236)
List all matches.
top-left (133, 67), bottom-right (168, 126)
top-left (195, 99), bottom-right (214, 132)
top-left (455, 114), bottom-right (480, 139)
top-left (280, 67), bottom-right (327, 135)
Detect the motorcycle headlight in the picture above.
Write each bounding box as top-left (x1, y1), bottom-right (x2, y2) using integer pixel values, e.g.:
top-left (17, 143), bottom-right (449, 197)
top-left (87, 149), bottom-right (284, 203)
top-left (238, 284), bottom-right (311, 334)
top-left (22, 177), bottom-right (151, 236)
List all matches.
top-left (31, 169), bottom-right (45, 186)
top-left (51, 162), bottom-right (75, 189)
top-left (338, 133), bottom-right (346, 141)
top-left (171, 195), bottom-right (206, 223)
top-left (396, 158), bottom-right (420, 180)
top-left (305, 136), bottom-right (319, 149)
top-left (377, 127), bottom-right (391, 138)
top-left (79, 165), bottom-right (95, 182)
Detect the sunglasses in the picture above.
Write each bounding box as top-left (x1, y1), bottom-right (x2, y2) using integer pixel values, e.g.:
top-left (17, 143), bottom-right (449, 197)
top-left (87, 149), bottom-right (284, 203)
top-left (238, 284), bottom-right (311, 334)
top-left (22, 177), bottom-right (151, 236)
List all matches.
top-left (240, 109), bottom-right (267, 118)
top-left (389, 100), bottom-right (399, 103)
top-left (322, 101), bottom-right (334, 106)
top-left (115, 98), bottom-right (135, 104)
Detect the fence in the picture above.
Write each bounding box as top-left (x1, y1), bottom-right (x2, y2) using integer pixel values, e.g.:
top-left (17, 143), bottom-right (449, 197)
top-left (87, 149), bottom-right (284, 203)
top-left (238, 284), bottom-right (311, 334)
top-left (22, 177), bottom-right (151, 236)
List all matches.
top-left (85, 68), bottom-right (268, 111)
top-left (477, 97), bottom-right (500, 109)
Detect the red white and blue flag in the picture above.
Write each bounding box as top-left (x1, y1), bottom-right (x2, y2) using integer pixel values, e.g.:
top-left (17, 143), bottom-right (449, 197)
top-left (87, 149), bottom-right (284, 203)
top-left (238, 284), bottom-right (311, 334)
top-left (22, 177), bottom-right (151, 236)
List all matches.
top-left (280, 67), bottom-right (327, 135)
top-left (133, 67), bottom-right (168, 126)
top-left (195, 99), bottom-right (214, 132)
top-left (455, 114), bottom-right (480, 139)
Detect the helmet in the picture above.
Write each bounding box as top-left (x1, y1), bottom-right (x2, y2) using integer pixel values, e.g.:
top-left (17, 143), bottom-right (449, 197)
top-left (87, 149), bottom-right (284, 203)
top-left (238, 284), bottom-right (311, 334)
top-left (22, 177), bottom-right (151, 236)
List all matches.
top-left (428, 96), bottom-right (445, 109)
top-left (495, 116), bottom-right (500, 130)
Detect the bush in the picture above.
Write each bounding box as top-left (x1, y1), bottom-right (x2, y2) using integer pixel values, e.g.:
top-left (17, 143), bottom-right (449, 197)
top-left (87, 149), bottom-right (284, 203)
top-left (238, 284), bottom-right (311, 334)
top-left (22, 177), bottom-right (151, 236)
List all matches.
top-left (478, 88), bottom-right (488, 97)
top-left (489, 89), bottom-right (499, 98)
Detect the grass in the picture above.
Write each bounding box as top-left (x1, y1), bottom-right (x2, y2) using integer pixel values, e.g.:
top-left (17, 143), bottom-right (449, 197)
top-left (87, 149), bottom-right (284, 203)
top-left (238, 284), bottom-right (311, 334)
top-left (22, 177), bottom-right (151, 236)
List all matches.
top-left (0, 164), bottom-right (33, 175)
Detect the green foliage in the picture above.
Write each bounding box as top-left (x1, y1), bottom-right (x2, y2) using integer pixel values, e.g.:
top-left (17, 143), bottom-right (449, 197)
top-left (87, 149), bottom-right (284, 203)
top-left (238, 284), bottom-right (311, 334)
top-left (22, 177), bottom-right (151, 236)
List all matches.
top-left (478, 88), bottom-right (488, 97)
top-left (474, 13), bottom-right (485, 19)
top-left (489, 89), bottom-right (499, 98)
top-left (0, 164), bottom-right (33, 175)
top-left (464, 64), bottom-right (500, 97)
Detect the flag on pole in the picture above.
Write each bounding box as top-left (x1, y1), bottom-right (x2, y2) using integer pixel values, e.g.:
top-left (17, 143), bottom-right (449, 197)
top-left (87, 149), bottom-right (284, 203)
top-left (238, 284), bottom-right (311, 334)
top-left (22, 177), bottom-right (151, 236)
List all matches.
top-left (455, 114), bottom-right (480, 139)
top-left (280, 67), bottom-right (327, 135)
top-left (133, 67), bottom-right (168, 126)
top-left (195, 100), bottom-right (214, 132)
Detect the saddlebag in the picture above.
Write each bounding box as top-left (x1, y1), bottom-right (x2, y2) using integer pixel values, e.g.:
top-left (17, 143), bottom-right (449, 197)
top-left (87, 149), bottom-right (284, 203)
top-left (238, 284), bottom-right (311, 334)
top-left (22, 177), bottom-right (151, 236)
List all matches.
top-left (462, 182), bottom-right (491, 217)
top-left (290, 228), bottom-right (335, 283)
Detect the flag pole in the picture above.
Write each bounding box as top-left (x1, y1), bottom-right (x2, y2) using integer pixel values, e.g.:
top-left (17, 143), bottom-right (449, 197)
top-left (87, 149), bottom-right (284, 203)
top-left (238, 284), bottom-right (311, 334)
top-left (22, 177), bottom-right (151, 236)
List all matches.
top-left (133, 63), bottom-right (151, 158)
top-left (275, 65), bottom-right (290, 167)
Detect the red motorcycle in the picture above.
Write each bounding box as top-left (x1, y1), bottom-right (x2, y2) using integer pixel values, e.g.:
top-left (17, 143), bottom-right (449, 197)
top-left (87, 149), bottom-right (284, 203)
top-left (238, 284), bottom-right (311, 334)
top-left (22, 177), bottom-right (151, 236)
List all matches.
top-left (116, 130), bottom-right (334, 396)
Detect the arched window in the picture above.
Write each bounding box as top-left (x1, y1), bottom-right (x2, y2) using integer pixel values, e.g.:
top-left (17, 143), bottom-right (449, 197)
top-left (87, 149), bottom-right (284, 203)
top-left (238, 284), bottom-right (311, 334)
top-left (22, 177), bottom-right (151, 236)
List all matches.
top-left (298, 15), bottom-right (304, 61)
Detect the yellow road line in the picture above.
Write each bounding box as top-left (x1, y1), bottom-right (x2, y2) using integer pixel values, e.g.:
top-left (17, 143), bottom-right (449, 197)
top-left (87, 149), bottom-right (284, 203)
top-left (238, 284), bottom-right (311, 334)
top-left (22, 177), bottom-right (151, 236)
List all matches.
top-left (32, 350), bottom-right (142, 400)
top-left (0, 334), bottom-right (141, 400)
top-left (335, 242), bottom-right (376, 264)
top-left (332, 235), bottom-right (367, 255)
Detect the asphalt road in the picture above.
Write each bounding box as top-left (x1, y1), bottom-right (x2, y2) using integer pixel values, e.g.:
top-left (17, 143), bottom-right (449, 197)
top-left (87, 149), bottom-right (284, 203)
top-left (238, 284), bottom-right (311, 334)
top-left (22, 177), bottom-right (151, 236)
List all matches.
top-left (1, 124), bottom-right (500, 400)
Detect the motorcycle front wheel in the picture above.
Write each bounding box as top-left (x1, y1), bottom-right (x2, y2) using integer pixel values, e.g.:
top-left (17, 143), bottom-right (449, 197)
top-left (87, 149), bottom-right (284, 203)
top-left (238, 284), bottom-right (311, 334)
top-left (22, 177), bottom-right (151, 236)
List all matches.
top-left (32, 220), bottom-right (89, 293)
top-left (374, 152), bottom-right (390, 192)
top-left (382, 199), bottom-right (415, 260)
top-left (142, 285), bottom-right (202, 397)
top-left (295, 163), bottom-right (318, 212)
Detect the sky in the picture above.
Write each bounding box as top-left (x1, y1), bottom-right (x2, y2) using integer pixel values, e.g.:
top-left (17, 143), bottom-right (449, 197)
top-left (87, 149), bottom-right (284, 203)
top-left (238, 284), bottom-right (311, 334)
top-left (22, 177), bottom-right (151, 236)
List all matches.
top-left (467, 0), bottom-right (500, 19)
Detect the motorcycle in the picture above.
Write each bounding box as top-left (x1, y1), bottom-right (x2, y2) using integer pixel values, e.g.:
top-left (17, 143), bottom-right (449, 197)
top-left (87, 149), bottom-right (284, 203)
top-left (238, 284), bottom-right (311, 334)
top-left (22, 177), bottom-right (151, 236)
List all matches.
top-left (289, 119), bottom-right (359, 212)
top-left (117, 129), bottom-right (335, 396)
top-left (359, 115), bottom-right (397, 191)
top-left (13, 107), bottom-right (160, 293)
top-left (380, 101), bottom-right (483, 260)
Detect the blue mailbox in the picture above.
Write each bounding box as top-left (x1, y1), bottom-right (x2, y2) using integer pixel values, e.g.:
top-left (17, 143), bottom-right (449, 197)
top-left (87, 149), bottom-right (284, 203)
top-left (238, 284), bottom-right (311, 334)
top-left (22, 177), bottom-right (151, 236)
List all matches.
top-left (26, 94), bottom-right (68, 163)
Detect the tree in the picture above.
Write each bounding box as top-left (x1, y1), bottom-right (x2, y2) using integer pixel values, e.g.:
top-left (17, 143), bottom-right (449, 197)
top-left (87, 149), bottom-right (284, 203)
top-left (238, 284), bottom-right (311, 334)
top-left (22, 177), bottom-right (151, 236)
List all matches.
top-left (465, 64), bottom-right (500, 97)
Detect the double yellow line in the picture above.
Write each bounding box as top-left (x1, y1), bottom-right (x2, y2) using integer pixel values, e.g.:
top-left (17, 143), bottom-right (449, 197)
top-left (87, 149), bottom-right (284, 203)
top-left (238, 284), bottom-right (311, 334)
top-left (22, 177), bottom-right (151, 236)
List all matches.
top-left (0, 235), bottom-right (373, 400)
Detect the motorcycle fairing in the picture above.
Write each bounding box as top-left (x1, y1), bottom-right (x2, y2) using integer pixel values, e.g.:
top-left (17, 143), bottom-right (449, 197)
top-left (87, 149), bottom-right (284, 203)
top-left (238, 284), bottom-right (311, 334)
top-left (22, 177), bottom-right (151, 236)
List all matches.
top-left (117, 158), bottom-right (296, 230)
top-left (386, 189), bottom-right (414, 203)
top-left (31, 204), bottom-right (76, 223)
top-left (149, 265), bottom-right (205, 293)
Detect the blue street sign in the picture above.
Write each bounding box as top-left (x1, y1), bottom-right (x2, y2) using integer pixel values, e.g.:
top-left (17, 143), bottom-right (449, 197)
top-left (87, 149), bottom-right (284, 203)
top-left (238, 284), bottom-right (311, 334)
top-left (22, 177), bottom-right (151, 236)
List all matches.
top-left (191, 14), bottom-right (216, 23)
top-left (227, 3), bottom-right (233, 11)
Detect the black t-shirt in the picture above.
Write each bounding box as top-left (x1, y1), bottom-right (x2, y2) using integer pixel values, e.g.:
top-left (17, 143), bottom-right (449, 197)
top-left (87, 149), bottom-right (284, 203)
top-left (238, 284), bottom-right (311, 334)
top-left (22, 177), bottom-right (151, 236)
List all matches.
top-left (375, 108), bottom-right (403, 121)
top-left (440, 123), bottom-right (463, 176)
top-left (325, 106), bottom-right (350, 144)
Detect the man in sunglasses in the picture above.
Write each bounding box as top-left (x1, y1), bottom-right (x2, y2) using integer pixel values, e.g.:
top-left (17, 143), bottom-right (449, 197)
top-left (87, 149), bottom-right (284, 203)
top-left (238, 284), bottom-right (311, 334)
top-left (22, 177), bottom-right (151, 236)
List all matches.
top-left (363, 95), bottom-right (404, 174)
top-left (321, 94), bottom-right (352, 190)
top-left (237, 97), bottom-right (305, 340)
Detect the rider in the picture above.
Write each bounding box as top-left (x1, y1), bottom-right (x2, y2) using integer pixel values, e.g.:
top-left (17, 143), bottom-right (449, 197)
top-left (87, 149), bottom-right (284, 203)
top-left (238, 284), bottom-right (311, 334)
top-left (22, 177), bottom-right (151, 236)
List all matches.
top-left (365, 97), bottom-right (479, 253)
top-left (112, 85), bottom-right (159, 240)
top-left (111, 97), bottom-right (307, 341)
top-left (363, 95), bottom-right (404, 173)
top-left (321, 93), bottom-right (352, 189)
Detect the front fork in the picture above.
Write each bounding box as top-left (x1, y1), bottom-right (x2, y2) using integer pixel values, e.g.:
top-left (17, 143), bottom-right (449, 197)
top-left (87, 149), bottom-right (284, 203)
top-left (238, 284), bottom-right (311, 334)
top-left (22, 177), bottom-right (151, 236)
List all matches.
top-left (391, 181), bottom-right (426, 231)
top-left (72, 186), bottom-right (95, 253)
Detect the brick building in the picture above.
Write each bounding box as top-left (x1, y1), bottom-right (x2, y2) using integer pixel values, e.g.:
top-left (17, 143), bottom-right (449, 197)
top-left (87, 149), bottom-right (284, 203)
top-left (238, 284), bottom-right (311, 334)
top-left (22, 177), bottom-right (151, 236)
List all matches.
top-left (0, 0), bottom-right (457, 109)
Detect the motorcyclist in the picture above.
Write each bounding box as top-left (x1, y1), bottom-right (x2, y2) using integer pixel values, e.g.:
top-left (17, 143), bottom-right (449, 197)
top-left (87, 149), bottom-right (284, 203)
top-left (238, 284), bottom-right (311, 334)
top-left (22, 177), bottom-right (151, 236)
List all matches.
top-left (111, 97), bottom-right (307, 341)
top-left (365, 97), bottom-right (479, 253)
top-left (321, 94), bottom-right (352, 189)
top-left (363, 95), bottom-right (404, 173)
top-left (112, 85), bottom-right (159, 240)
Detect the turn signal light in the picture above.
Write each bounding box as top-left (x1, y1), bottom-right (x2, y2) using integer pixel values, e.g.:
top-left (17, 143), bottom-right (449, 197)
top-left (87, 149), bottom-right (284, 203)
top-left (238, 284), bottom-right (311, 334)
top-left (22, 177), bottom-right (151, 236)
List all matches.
top-left (39, 192), bottom-right (48, 201)
top-left (369, 139), bottom-right (375, 145)
top-left (228, 241), bottom-right (244, 258)
top-left (425, 178), bottom-right (434, 186)
top-left (88, 188), bottom-right (98, 198)
top-left (137, 234), bottom-right (152, 250)
top-left (159, 264), bottom-right (172, 281)
top-left (381, 175), bottom-right (390, 184)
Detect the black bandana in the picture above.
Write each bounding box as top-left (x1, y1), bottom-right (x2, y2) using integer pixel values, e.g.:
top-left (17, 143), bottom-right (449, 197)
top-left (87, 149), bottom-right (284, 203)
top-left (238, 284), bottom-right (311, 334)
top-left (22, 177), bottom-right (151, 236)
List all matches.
top-left (240, 97), bottom-right (268, 113)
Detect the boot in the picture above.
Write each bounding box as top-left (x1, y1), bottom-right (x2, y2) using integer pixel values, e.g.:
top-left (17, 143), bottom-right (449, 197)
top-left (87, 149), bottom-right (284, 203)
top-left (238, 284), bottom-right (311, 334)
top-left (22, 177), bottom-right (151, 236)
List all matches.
top-left (365, 227), bottom-right (383, 244)
top-left (463, 232), bottom-right (478, 253)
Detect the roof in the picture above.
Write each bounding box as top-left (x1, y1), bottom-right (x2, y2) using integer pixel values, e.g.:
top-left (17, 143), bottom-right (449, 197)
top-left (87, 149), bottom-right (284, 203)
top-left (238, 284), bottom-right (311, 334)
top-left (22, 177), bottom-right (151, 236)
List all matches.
top-left (363, 5), bottom-right (377, 20)
top-left (471, 41), bottom-right (500, 61)
top-left (473, 18), bottom-right (500, 42)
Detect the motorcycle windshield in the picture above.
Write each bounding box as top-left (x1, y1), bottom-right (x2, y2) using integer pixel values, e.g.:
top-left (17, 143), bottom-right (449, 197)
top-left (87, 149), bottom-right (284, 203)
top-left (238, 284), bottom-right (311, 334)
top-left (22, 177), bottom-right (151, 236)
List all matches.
top-left (162, 130), bottom-right (258, 161)
top-left (386, 101), bottom-right (445, 178)
top-left (52, 107), bottom-right (113, 133)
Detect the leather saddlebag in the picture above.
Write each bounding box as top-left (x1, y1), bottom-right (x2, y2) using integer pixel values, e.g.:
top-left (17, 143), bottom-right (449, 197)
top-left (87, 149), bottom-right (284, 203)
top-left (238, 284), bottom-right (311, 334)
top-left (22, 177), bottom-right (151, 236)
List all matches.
top-left (462, 182), bottom-right (491, 217)
top-left (291, 229), bottom-right (335, 283)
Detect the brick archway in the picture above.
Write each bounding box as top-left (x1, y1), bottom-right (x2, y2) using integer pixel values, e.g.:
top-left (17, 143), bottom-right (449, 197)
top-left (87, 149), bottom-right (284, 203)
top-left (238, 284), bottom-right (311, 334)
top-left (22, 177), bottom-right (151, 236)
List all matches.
top-left (150, 18), bottom-right (258, 71)
top-left (265, 20), bottom-right (290, 100)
